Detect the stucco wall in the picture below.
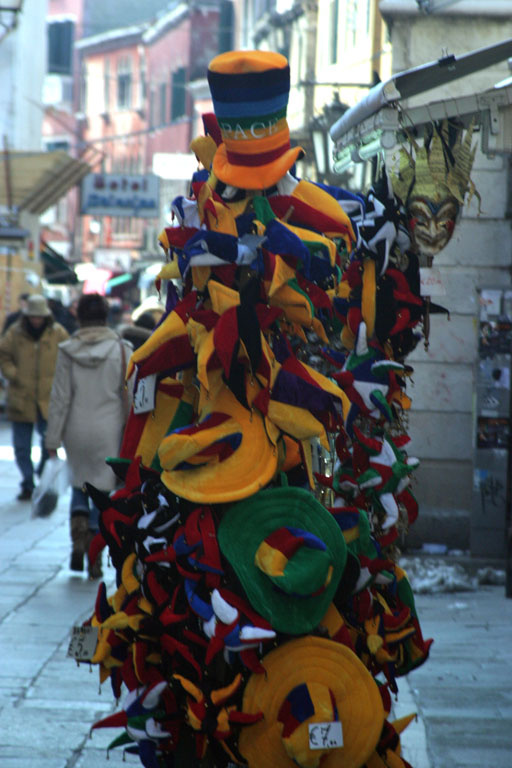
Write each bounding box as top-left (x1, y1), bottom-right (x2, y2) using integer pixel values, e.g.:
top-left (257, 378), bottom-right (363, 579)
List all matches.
top-left (0, 0), bottom-right (47, 151)
top-left (390, 16), bottom-right (512, 103)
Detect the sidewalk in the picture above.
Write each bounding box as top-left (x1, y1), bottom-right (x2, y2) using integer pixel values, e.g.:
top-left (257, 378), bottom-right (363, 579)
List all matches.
top-left (0, 419), bottom-right (125, 768)
top-left (0, 418), bottom-right (511, 768)
top-left (397, 587), bottom-right (512, 768)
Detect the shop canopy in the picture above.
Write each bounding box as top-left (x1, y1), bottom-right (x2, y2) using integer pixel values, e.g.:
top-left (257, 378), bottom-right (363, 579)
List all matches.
top-left (0, 150), bottom-right (93, 215)
top-left (40, 241), bottom-right (78, 284)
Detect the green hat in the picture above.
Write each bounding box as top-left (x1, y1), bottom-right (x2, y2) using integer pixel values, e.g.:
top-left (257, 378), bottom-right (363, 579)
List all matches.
top-left (218, 486), bottom-right (347, 635)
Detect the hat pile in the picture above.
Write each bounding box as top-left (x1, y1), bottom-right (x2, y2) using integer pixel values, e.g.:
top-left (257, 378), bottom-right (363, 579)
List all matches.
top-left (73, 49), bottom-right (476, 768)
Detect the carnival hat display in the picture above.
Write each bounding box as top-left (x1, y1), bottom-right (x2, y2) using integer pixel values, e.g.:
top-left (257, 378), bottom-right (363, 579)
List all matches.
top-left (64, 42), bottom-right (483, 768)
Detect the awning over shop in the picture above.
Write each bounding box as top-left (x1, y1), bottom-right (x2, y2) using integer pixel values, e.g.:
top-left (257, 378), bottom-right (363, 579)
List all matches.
top-left (0, 150), bottom-right (94, 215)
top-left (0, 225), bottom-right (30, 242)
top-left (41, 241), bottom-right (78, 284)
top-left (106, 272), bottom-right (133, 289)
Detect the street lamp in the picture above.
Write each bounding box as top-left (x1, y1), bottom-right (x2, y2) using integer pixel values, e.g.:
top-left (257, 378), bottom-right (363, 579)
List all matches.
top-left (309, 95), bottom-right (349, 186)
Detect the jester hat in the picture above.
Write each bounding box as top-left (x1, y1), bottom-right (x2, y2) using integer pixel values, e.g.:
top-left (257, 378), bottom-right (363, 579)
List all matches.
top-left (158, 379), bottom-right (279, 504)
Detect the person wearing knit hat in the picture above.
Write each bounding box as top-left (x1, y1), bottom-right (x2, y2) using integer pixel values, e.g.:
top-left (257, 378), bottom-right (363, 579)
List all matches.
top-left (0, 294), bottom-right (69, 501)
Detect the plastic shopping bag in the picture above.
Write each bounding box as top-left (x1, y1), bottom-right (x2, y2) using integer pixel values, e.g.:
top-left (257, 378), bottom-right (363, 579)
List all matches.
top-left (31, 457), bottom-right (68, 518)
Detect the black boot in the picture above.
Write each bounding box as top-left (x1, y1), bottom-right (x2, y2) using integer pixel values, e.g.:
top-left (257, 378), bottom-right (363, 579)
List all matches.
top-left (70, 515), bottom-right (89, 571)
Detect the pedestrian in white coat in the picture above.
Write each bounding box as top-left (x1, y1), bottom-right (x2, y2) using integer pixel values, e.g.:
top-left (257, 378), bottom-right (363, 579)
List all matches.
top-left (46, 293), bottom-right (132, 577)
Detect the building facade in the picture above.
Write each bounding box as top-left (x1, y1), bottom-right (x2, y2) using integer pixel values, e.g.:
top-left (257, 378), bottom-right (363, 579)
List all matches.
top-left (232, 0), bottom-right (391, 182)
top-left (41, 0), bottom-right (230, 278)
top-left (379, 0), bottom-right (512, 555)
top-left (0, 0), bottom-right (55, 322)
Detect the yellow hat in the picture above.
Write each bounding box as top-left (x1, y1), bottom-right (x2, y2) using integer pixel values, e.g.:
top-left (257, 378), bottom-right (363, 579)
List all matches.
top-left (158, 377), bottom-right (278, 503)
top-left (239, 636), bottom-right (384, 768)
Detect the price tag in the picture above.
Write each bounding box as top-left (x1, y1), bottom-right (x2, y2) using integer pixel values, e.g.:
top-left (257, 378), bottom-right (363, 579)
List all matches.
top-left (308, 721), bottom-right (343, 750)
top-left (420, 267), bottom-right (445, 297)
top-left (133, 374), bottom-right (157, 414)
top-left (67, 625), bottom-right (98, 662)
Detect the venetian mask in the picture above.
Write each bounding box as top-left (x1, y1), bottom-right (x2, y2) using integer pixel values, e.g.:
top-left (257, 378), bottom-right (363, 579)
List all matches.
top-left (407, 195), bottom-right (459, 259)
top-left (391, 121), bottom-right (476, 260)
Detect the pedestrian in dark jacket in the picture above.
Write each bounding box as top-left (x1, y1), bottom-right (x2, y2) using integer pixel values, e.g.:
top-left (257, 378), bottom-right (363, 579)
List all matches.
top-left (1, 292), bottom-right (29, 334)
top-left (118, 310), bottom-right (156, 350)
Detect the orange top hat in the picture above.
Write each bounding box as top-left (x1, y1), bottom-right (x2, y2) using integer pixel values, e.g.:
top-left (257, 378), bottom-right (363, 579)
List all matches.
top-left (207, 50), bottom-right (304, 190)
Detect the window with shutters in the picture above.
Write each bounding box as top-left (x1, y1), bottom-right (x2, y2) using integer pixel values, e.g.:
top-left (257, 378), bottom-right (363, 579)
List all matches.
top-left (117, 57), bottom-right (132, 109)
top-left (48, 20), bottom-right (74, 75)
top-left (345, 0), bottom-right (358, 49)
top-left (329, 0), bottom-right (339, 65)
top-left (159, 83), bottom-right (167, 126)
top-left (104, 59), bottom-right (110, 113)
top-left (171, 68), bottom-right (186, 121)
top-left (149, 88), bottom-right (156, 129)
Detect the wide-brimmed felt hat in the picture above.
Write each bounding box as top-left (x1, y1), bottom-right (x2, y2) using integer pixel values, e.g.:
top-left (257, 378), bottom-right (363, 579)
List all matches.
top-left (207, 50), bottom-right (304, 190)
top-left (158, 380), bottom-right (279, 504)
top-left (24, 294), bottom-right (51, 317)
top-left (217, 486), bottom-right (347, 634)
top-left (239, 636), bottom-right (385, 768)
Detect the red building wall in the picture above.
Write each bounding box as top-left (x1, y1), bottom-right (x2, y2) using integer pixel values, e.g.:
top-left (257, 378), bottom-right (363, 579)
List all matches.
top-left (145, 5), bottom-right (221, 163)
top-left (42, 0), bottom-right (87, 261)
top-left (44, 2), bottom-right (224, 267)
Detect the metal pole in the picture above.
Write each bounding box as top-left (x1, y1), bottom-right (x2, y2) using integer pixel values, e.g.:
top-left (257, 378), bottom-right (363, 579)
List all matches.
top-left (2, 134), bottom-right (14, 214)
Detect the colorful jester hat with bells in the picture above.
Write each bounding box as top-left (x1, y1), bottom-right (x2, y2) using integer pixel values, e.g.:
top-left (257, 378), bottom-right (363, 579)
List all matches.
top-left (390, 120), bottom-right (478, 260)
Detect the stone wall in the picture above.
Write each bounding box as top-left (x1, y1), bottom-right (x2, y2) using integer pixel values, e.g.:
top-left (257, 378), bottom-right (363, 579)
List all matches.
top-left (382, 11), bottom-right (512, 552)
top-left (406, 152), bottom-right (512, 551)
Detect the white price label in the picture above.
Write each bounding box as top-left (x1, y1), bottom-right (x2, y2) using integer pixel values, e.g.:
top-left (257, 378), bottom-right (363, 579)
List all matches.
top-left (67, 625), bottom-right (98, 662)
top-left (308, 721), bottom-right (343, 750)
top-left (133, 374), bottom-right (157, 414)
top-left (420, 267), bottom-right (445, 297)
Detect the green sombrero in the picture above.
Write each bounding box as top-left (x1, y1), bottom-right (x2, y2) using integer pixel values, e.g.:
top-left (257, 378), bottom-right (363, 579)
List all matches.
top-left (218, 486), bottom-right (347, 635)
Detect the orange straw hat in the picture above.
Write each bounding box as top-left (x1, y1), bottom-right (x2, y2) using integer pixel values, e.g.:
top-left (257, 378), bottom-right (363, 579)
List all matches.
top-left (207, 50), bottom-right (304, 190)
top-left (239, 636), bottom-right (385, 768)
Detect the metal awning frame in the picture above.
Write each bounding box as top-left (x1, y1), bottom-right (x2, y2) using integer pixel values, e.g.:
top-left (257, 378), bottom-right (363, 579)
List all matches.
top-left (1, 146), bottom-right (100, 217)
top-left (330, 37), bottom-right (512, 172)
top-left (332, 83), bottom-right (512, 172)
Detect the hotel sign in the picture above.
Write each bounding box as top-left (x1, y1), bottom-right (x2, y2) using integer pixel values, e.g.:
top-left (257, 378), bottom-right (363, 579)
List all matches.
top-left (81, 173), bottom-right (159, 218)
